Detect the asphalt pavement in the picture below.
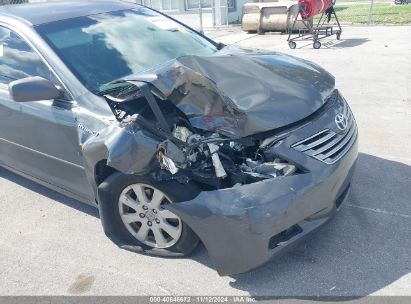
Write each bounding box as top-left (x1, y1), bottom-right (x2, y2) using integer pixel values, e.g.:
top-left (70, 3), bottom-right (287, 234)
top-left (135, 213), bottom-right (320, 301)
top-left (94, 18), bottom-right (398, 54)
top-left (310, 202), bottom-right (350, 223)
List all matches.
top-left (0, 25), bottom-right (410, 296)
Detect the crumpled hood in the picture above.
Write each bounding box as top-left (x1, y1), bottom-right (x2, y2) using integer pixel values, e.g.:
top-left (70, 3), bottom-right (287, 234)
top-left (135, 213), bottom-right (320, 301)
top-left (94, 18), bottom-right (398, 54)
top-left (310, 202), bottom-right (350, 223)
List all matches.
top-left (128, 46), bottom-right (335, 138)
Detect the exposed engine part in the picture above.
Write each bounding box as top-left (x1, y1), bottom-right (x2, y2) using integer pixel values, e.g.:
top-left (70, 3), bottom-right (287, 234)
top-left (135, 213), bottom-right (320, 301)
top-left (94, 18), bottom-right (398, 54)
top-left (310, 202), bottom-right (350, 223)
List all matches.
top-left (173, 126), bottom-right (193, 143)
top-left (187, 134), bottom-right (202, 144)
top-left (207, 143), bottom-right (227, 178)
top-left (155, 123), bottom-right (299, 188)
top-left (229, 141), bottom-right (244, 152)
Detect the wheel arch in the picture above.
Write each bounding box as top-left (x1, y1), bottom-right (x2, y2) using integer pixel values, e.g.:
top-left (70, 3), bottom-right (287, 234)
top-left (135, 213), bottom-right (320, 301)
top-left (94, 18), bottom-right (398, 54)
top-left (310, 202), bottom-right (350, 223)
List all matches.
top-left (97, 172), bottom-right (201, 257)
top-left (94, 159), bottom-right (119, 186)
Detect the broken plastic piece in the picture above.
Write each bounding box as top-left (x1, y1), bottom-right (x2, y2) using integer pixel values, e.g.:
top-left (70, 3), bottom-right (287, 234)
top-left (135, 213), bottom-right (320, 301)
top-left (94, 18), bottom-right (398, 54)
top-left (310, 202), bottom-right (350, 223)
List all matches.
top-left (159, 152), bottom-right (179, 174)
top-left (207, 143), bottom-right (227, 178)
top-left (173, 126), bottom-right (193, 142)
top-left (158, 140), bottom-right (187, 174)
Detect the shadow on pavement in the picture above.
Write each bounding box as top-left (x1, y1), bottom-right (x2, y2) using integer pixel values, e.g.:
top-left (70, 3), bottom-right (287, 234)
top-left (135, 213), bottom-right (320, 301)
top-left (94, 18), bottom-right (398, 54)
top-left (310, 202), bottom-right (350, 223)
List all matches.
top-left (297, 38), bottom-right (369, 49)
top-left (0, 167), bottom-right (99, 219)
top-left (331, 38), bottom-right (370, 48)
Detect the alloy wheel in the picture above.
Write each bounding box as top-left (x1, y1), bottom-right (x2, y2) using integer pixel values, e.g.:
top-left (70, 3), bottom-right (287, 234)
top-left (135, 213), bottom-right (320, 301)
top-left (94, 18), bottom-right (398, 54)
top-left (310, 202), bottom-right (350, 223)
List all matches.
top-left (118, 183), bottom-right (182, 248)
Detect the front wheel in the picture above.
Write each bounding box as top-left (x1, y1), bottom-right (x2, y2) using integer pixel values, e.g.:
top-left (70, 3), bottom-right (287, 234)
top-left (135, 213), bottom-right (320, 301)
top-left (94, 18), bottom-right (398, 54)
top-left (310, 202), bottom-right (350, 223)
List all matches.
top-left (98, 172), bottom-right (200, 256)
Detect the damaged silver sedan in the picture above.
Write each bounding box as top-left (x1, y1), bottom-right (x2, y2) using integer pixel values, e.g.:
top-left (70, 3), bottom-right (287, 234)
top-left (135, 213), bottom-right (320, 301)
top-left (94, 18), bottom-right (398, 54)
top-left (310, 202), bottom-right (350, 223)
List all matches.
top-left (0, 1), bottom-right (358, 275)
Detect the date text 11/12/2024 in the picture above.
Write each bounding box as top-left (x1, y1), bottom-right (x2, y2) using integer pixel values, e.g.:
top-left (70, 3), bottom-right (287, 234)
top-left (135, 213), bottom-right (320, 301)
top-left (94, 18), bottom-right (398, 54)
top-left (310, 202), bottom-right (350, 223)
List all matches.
top-left (149, 296), bottom-right (257, 303)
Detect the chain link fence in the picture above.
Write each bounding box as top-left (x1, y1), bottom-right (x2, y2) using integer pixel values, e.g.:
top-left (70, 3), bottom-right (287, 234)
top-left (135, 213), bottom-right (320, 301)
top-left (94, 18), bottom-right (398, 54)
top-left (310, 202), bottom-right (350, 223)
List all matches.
top-left (332, 0), bottom-right (411, 25)
top-left (253, 0), bottom-right (411, 26)
top-left (0, 0), bottom-right (28, 4)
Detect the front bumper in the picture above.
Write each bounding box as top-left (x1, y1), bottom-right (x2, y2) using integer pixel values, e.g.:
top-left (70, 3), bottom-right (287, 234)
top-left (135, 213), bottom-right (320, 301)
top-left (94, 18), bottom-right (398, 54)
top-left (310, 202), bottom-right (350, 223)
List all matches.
top-left (167, 94), bottom-right (359, 276)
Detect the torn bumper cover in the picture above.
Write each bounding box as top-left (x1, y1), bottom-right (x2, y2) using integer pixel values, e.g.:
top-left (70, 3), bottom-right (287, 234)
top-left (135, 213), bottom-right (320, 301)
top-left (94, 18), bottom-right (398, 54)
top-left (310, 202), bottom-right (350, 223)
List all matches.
top-left (166, 135), bottom-right (358, 276)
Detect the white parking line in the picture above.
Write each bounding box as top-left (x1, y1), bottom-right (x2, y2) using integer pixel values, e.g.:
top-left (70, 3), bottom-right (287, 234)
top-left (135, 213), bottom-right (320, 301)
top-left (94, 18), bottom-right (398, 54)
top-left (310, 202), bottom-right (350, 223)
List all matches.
top-left (345, 204), bottom-right (411, 219)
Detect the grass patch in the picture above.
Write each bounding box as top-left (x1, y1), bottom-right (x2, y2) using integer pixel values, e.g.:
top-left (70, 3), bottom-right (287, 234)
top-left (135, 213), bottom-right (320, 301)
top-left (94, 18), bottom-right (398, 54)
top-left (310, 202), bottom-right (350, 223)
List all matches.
top-left (332, 3), bottom-right (411, 24)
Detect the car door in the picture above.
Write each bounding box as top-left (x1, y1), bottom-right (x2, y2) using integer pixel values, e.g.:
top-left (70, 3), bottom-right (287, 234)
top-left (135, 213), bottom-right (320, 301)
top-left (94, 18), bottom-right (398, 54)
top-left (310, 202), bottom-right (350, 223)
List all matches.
top-left (0, 26), bottom-right (94, 203)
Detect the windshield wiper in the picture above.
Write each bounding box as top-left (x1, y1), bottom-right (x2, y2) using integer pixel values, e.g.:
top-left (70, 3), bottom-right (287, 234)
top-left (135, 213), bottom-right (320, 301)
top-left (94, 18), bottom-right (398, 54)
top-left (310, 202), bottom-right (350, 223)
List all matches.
top-left (217, 42), bottom-right (226, 50)
top-left (98, 73), bottom-right (159, 96)
top-left (97, 80), bottom-right (131, 96)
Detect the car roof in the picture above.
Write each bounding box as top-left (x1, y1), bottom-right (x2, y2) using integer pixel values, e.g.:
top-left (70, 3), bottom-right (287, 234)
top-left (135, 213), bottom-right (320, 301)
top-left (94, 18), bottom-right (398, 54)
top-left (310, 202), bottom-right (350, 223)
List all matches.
top-left (0, 0), bottom-right (140, 26)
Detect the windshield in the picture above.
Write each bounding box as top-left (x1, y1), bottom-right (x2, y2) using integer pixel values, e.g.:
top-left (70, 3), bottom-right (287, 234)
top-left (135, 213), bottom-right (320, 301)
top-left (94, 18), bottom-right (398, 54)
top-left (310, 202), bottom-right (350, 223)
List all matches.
top-left (35, 7), bottom-right (218, 94)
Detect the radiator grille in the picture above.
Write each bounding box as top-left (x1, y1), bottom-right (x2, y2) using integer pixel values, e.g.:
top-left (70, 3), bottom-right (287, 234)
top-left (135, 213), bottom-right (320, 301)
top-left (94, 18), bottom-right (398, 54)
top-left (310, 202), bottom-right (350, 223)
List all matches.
top-left (292, 110), bottom-right (357, 164)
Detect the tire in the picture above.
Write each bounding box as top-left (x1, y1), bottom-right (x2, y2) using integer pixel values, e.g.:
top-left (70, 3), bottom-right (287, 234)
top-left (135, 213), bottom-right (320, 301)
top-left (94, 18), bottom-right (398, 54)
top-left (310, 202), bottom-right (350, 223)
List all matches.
top-left (313, 40), bottom-right (321, 49)
top-left (288, 41), bottom-right (297, 49)
top-left (97, 172), bottom-right (200, 257)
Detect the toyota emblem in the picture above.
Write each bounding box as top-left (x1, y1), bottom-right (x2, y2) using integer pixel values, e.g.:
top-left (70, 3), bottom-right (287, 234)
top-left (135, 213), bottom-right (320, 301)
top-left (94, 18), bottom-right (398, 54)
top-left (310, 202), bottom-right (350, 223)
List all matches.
top-left (335, 113), bottom-right (348, 131)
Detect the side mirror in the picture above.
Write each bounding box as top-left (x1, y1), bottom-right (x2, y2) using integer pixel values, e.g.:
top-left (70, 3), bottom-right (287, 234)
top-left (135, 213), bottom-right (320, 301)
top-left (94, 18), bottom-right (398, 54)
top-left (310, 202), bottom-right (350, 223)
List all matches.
top-left (8, 76), bottom-right (61, 102)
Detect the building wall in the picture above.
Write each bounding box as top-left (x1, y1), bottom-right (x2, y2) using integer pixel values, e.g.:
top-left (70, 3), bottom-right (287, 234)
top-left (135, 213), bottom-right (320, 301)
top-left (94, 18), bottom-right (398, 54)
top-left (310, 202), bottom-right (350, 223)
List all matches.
top-left (229, 0), bottom-right (248, 23)
top-left (135, 0), bottom-right (253, 29)
top-left (29, 0), bottom-right (253, 30)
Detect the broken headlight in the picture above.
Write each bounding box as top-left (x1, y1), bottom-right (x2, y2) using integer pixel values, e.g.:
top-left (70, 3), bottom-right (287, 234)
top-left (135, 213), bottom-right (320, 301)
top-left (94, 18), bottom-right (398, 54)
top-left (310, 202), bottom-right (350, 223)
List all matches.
top-left (239, 158), bottom-right (297, 179)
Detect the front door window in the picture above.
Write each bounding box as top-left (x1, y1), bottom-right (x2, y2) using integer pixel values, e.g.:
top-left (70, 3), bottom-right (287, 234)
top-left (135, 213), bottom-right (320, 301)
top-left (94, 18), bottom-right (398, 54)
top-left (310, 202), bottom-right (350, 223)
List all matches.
top-left (0, 27), bottom-right (50, 85)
